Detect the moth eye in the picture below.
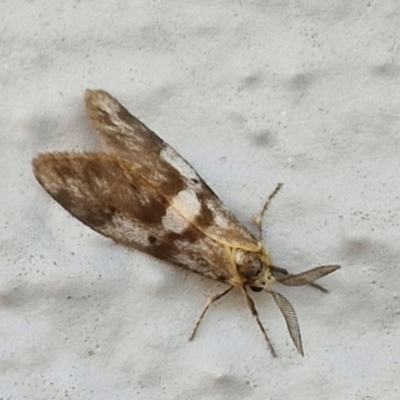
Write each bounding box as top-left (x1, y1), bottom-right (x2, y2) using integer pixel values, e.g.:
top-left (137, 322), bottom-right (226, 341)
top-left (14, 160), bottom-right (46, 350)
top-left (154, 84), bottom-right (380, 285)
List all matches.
top-left (191, 178), bottom-right (199, 184)
top-left (250, 286), bottom-right (263, 292)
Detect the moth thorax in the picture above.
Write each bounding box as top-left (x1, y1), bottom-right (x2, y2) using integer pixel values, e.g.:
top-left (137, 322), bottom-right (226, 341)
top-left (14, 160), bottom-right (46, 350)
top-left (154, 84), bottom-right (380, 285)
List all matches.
top-left (233, 248), bottom-right (273, 288)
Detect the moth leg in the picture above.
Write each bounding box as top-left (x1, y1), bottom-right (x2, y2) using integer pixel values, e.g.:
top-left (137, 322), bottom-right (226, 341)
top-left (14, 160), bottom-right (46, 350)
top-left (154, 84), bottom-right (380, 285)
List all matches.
top-left (242, 287), bottom-right (277, 357)
top-left (189, 286), bottom-right (234, 341)
top-left (254, 182), bottom-right (283, 240)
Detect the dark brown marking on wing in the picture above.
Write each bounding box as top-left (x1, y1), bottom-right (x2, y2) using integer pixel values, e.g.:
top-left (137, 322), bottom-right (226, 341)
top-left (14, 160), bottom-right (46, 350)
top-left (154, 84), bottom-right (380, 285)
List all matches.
top-left (154, 159), bottom-right (187, 197)
top-left (146, 229), bottom-right (204, 262)
top-left (147, 238), bottom-right (177, 261)
top-left (180, 227), bottom-right (201, 243)
top-left (193, 191), bottom-right (215, 228)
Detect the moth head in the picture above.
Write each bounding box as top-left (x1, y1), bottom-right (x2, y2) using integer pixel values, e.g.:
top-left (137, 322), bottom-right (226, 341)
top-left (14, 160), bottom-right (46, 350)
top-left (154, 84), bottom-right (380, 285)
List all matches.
top-left (233, 247), bottom-right (275, 291)
top-left (249, 265), bottom-right (290, 292)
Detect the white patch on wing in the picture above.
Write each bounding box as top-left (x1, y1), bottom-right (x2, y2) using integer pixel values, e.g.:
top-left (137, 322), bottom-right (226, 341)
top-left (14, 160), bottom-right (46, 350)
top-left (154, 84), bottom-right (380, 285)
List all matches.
top-left (171, 189), bottom-right (201, 221)
top-left (160, 146), bottom-right (200, 184)
top-left (162, 206), bottom-right (189, 233)
top-left (108, 214), bottom-right (149, 246)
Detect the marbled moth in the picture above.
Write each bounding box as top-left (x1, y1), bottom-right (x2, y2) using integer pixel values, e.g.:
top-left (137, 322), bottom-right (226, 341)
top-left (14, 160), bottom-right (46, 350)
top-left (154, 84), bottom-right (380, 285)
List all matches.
top-left (32, 89), bottom-right (340, 356)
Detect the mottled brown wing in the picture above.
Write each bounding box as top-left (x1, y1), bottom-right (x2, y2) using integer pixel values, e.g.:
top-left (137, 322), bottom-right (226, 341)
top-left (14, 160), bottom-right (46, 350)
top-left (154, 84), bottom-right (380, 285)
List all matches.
top-left (32, 152), bottom-right (241, 286)
top-left (84, 89), bottom-right (259, 251)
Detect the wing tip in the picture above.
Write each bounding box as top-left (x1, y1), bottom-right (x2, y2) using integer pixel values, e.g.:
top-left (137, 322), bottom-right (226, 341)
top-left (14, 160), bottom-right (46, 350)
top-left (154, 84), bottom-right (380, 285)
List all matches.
top-left (32, 152), bottom-right (53, 179)
top-left (32, 152), bottom-right (58, 190)
top-left (85, 88), bottom-right (117, 112)
top-left (84, 88), bottom-right (101, 102)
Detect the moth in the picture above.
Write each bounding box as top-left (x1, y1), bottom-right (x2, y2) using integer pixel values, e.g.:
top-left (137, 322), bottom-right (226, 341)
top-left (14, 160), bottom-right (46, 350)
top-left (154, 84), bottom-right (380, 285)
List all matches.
top-left (32, 89), bottom-right (340, 356)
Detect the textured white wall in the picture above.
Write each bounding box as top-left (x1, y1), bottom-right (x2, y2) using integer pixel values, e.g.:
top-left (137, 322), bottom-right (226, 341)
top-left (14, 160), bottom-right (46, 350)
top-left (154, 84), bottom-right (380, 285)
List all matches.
top-left (1, 1), bottom-right (399, 399)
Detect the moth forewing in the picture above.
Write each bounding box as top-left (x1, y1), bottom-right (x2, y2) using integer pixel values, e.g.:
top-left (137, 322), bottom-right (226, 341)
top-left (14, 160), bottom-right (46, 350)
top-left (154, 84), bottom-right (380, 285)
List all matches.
top-left (32, 88), bottom-right (340, 357)
top-left (84, 89), bottom-right (259, 251)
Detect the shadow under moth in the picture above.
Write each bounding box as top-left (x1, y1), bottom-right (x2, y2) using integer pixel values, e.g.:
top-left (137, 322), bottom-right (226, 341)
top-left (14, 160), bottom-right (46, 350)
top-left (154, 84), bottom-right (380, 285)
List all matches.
top-left (32, 89), bottom-right (340, 357)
